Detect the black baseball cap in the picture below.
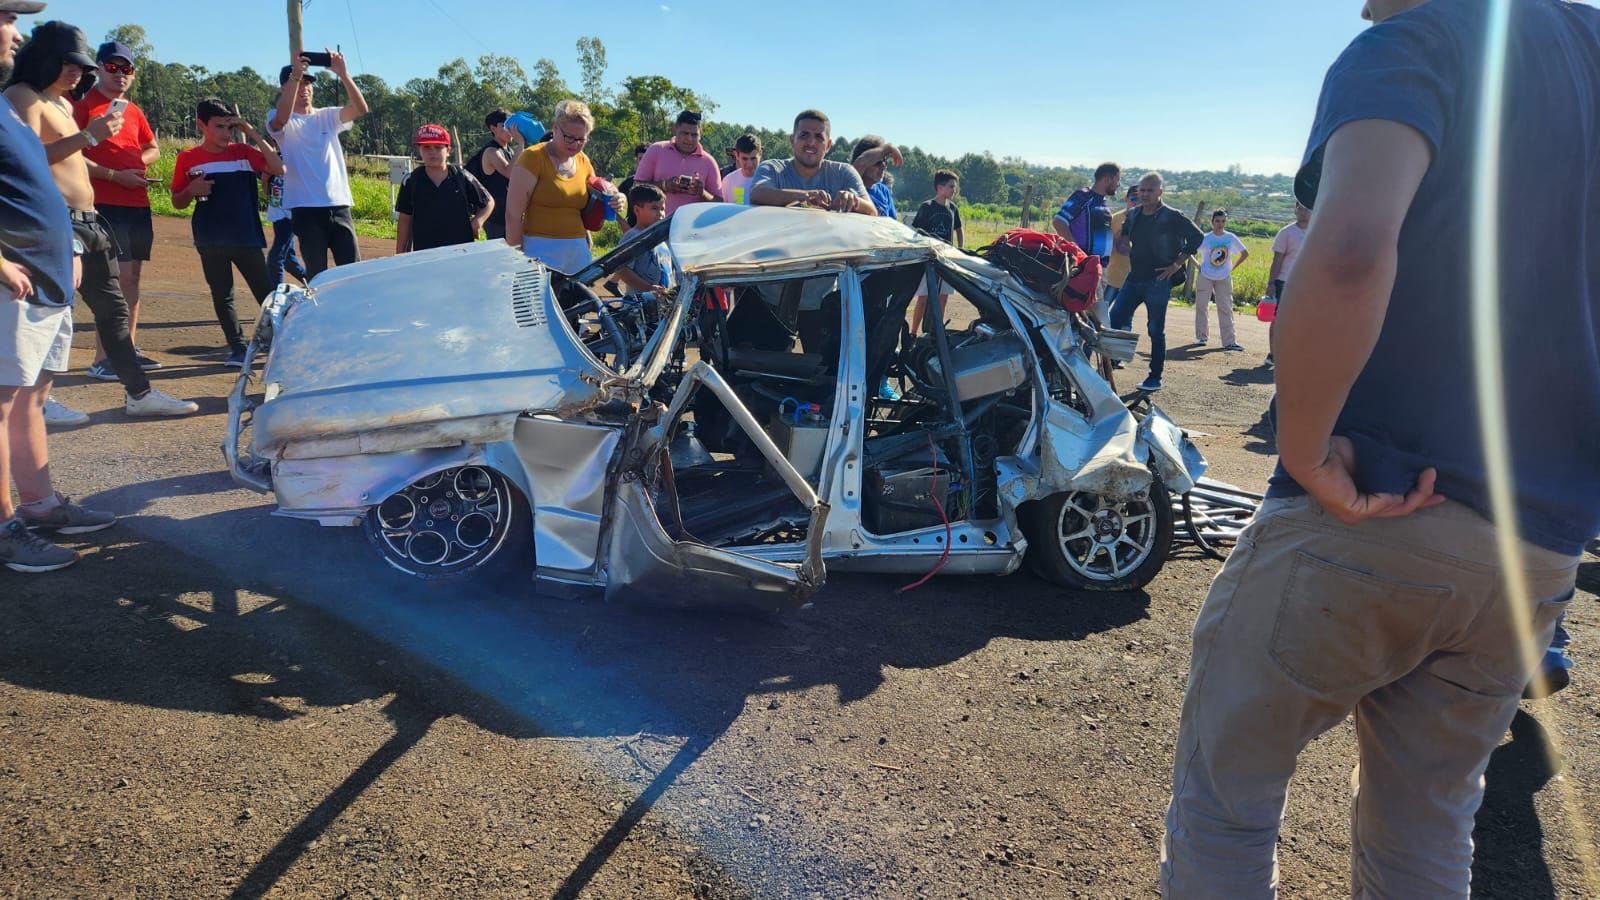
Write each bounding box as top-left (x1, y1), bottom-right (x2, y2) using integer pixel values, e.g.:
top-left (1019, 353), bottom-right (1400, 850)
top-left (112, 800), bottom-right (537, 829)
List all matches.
top-left (31, 20), bottom-right (94, 67)
top-left (96, 40), bottom-right (133, 64)
top-left (0, 1), bottom-right (48, 14)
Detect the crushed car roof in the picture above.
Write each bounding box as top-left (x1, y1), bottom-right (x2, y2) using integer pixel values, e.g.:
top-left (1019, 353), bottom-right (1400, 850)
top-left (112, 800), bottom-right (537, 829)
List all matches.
top-left (668, 204), bottom-right (946, 275)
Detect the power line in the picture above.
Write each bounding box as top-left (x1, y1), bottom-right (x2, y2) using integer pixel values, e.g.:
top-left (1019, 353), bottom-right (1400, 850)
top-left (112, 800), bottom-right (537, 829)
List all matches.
top-left (344, 0), bottom-right (368, 72)
top-left (419, 0), bottom-right (493, 53)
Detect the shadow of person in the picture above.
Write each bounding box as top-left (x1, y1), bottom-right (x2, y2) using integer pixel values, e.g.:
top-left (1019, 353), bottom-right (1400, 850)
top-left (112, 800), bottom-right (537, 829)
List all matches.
top-left (1220, 364), bottom-right (1275, 387)
top-left (1241, 406), bottom-right (1277, 457)
top-left (1471, 709), bottom-right (1560, 899)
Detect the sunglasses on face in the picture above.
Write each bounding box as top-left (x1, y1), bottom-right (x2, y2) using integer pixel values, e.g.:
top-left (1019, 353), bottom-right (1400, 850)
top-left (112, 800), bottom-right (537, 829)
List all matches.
top-left (101, 62), bottom-right (135, 75)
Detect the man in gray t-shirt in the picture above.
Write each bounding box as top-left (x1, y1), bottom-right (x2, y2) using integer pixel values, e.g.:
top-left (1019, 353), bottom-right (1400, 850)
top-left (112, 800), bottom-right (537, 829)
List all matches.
top-left (750, 109), bottom-right (875, 216)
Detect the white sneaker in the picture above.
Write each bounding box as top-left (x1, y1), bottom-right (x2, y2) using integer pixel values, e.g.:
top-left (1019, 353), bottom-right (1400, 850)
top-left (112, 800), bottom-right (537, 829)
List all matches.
top-left (125, 388), bottom-right (200, 417)
top-left (43, 396), bottom-right (90, 426)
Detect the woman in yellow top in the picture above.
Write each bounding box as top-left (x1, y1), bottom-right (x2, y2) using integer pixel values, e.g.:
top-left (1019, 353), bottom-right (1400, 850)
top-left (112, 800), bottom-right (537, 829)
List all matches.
top-left (502, 99), bottom-right (621, 274)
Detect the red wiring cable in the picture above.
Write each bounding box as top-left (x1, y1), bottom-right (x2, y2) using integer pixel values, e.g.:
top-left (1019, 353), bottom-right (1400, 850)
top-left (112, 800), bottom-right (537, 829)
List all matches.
top-left (898, 432), bottom-right (952, 593)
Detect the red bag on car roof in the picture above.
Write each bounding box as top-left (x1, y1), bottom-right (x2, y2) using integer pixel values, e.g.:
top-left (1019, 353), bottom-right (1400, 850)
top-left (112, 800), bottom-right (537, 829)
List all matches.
top-left (981, 228), bottom-right (1101, 313)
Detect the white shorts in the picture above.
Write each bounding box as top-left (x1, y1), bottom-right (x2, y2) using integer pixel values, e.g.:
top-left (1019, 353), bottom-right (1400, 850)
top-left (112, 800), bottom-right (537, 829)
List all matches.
top-left (0, 288), bottom-right (73, 388)
top-left (521, 236), bottom-right (592, 275)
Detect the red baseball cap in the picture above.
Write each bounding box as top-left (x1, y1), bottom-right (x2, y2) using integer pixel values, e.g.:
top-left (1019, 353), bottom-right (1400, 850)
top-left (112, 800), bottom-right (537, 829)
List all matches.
top-left (413, 124), bottom-right (451, 146)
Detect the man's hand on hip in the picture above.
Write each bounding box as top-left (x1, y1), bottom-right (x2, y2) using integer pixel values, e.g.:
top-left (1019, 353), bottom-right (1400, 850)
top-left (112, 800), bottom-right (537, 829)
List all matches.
top-left (1290, 435), bottom-right (1446, 525)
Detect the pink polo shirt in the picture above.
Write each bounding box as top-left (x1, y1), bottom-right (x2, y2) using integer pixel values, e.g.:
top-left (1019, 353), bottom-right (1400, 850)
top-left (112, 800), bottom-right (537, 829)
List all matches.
top-left (634, 141), bottom-right (724, 215)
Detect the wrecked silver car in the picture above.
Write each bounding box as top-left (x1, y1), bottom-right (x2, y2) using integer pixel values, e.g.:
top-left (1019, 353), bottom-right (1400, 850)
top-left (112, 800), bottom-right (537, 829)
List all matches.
top-left (224, 205), bottom-right (1206, 613)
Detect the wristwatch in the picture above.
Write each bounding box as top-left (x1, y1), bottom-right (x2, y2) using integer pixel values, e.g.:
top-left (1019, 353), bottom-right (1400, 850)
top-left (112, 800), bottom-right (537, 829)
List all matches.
top-left (71, 237), bottom-right (86, 257)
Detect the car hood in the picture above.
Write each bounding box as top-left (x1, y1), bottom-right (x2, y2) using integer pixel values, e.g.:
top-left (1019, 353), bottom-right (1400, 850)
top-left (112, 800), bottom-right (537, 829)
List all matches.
top-left (252, 242), bottom-right (608, 459)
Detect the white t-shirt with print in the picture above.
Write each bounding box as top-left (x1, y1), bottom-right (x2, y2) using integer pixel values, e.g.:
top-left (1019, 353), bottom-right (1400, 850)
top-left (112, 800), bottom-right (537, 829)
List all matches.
top-left (270, 106), bottom-right (354, 209)
top-left (1198, 231), bottom-right (1248, 281)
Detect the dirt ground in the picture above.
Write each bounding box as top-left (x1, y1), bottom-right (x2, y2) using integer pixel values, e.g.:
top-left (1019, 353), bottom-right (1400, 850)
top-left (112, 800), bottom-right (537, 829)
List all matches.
top-left (2, 215), bottom-right (1596, 899)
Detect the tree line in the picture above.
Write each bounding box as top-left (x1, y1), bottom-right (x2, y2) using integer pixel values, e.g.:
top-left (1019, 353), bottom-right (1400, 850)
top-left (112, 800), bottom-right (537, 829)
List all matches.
top-left (99, 25), bottom-right (1294, 213)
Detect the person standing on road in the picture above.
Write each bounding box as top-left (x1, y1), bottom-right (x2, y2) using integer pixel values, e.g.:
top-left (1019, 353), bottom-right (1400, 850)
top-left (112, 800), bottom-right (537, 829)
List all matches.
top-left (170, 98), bottom-right (285, 368)
top-left (1193, 209), bottom-right (1248, 350)
top-left (259, 112), bottom-right (306, 289)
top-left (1110, 172), bottom-right (1203, 393)
top-left (3, 20), bottom-right (196, 418)
top-left (269, 50), bottom-right (369, 281)
top-left (1262, 201), bottom-right (1309, 369)
top-left (1161, 1), bottom-right (1600, 897)
top-left (750, 109), bottom-right (876, 217)
top-left (1099, 185), bottom-right (1138, 321)
top-left (634, 110), bottom-right (723, 217)
top-left (720, 133), bottom-right (762, 206)
top-left (908, 169), bottom-right (963, 336)
top-left (464, 108), bottom-right (515, 241)
top-left (1053, 162), bottom-right (1121, 262)
top-left (73, 40), bottom-right (159, 383)
top-left (503, 99), bottom-right (621, 274)
top-left (851, 135), bottom-right (903, 220)
top-left (0, 0), bottom-right (119, 573)
top-left (394, 124), bottom-right (493, 254)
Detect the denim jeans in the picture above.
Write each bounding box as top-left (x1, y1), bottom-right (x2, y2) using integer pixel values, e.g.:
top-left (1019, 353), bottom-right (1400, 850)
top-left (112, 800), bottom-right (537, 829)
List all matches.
top-left (1109, 277), bottom-right (1172, 380)
top-left (267, 218), bottom-right (306, 287)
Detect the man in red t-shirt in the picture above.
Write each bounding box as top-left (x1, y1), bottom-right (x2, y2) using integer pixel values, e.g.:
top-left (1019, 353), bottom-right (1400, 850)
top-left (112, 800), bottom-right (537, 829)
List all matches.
top-left (73, 40), bottom-right (160, 377)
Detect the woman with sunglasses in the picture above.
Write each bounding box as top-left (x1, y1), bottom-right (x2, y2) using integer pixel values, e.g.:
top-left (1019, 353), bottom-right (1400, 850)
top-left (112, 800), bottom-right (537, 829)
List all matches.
top-left (503, 99), bottom-right (621, 274)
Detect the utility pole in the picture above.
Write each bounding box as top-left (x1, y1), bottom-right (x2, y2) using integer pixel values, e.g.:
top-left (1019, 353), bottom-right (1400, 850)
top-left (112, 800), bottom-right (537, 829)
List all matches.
top-left (287, 0), bottom-right (303, 62)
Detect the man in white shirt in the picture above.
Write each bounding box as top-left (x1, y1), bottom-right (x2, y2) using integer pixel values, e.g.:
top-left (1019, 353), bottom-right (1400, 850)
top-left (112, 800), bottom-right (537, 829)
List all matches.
top-left (721, 133), bottom-right (761, 205)
top-left (1193, 209), bottom-right (1248, 350)
top-left (269, 50), bottom-right (368, 280)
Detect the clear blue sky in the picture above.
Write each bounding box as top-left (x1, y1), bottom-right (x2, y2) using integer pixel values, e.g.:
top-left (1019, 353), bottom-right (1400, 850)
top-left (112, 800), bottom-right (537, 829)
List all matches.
top-left (62, 0), bottom-right (1387, 175)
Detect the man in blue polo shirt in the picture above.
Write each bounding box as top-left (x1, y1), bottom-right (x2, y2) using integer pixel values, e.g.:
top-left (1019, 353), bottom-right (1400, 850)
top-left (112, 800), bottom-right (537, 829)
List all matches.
top-left (0, 0), bottom-right (118, 572)
top-left (1161, 1), bottom-right (1600, 897)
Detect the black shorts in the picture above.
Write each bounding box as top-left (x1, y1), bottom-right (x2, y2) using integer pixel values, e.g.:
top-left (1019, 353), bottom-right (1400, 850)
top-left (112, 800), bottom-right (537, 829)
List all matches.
top-left (96, 204), bottom-right (154, 263)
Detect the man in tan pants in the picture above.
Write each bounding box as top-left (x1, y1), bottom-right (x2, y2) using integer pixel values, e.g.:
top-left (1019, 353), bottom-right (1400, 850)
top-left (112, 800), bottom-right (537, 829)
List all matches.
top-left (1192, 209), bottom-right (1246, 350)
top-left (1160, 0), bottom-right (1599, 896)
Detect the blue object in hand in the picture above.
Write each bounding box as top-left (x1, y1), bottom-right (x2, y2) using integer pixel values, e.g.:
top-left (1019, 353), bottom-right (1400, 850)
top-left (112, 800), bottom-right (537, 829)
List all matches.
top-left (505, 111), bottom-right (546, 145)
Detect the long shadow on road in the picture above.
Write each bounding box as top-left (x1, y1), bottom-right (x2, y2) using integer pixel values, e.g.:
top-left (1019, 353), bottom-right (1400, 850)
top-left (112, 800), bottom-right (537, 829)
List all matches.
top-left (3, 472), bottom-right (1153, 897)
top-left (1472, 710), bottom-right (1560, 899)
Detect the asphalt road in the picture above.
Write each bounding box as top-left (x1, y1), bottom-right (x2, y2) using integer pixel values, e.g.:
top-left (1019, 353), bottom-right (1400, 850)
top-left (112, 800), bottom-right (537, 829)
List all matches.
top-left (2, 216), bottom-right (1596, 899)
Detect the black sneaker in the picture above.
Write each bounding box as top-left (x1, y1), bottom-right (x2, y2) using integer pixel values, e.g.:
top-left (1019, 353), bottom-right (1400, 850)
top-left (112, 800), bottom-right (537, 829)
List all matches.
top-left (17, 493), bottom-right (117, 535)
top-left (223, 347), bottom-right (248, 368)
top-left (0, 518), bottom-right (78, 572)
top-left (133, 348), bottom-right (163, 370)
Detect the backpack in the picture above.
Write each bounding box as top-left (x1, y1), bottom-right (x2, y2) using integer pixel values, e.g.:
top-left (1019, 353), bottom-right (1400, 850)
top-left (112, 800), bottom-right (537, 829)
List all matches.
top-left (980, 228), bottom-right (1102, 313)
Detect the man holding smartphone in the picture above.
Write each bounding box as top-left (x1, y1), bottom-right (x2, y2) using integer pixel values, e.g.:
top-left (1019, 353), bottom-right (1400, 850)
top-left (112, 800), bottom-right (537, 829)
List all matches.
top-left (73, 40), bottom-right (158, 381)
top-left (269, 48), bottom-right (368, 280)
top-left (634, 109), bottom-right (722, 217)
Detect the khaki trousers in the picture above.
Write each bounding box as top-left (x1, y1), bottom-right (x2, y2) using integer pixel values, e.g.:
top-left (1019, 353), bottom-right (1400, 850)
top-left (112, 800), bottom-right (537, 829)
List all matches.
top-left (1194, 276), bottom-right (1236, 345)
top-left (1161, 496), bottom-right (1577, 899)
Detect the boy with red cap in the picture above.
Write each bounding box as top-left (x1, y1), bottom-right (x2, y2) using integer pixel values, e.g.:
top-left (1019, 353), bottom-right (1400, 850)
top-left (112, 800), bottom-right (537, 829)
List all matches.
top-left (170, 98), bottom-right (285, 367)
top-left (395, 124), bottom-right (494, 253)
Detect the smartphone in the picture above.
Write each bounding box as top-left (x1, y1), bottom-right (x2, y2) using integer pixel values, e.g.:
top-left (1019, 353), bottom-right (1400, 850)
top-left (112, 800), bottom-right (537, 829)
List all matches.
top-left (300, 51), bottom-right (332, 68)
top-left (108, 98), bottom-right (128, 115)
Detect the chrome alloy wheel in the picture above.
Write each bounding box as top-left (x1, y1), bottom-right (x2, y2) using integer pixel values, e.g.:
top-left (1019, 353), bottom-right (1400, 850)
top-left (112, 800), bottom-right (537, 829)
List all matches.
top-left (364, 466), bottom-right (518, 578)
top-left (1053, 490), bottom-right (1161, 583)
